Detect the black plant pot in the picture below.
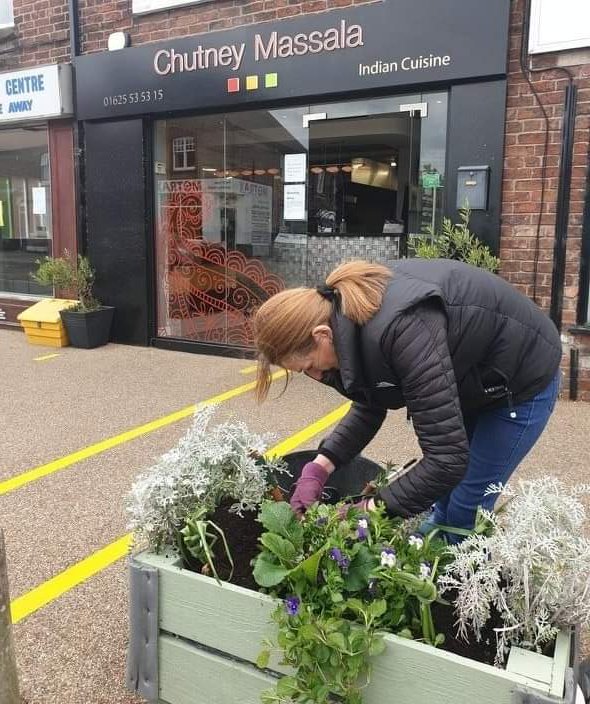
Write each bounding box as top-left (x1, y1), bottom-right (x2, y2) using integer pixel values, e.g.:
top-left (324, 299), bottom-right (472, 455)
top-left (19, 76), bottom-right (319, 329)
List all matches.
top-left (276, 450), bottom-right (381, 504)
top-left (60, 307), bottom-right (115, 349)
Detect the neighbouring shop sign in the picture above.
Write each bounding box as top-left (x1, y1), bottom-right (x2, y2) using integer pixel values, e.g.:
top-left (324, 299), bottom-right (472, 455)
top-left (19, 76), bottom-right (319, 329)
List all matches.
top-left (75, 0), bottom-right (509, 120)
top-left (0, 64), bottom-right (73, 123)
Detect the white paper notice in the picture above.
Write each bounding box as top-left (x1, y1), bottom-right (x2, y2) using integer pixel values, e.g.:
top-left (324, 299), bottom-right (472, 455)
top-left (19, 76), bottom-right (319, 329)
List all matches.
top-left (284, 153), bottom-right (307, 183)
top-left (283, 184), bottom-right (306, 221)
top-left (32, 187), bottom-right (47, 215)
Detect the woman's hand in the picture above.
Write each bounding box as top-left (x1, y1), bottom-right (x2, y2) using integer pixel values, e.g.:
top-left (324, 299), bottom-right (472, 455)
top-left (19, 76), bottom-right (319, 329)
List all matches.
top-left (290, 458), bottom-right (333, 514)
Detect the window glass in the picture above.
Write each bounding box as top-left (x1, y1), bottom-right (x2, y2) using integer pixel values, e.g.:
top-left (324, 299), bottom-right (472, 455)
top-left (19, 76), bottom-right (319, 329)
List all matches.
top-left (0, 0), bottom-right (13, 27)
top-left (0, 127), bottom-right (52, 296)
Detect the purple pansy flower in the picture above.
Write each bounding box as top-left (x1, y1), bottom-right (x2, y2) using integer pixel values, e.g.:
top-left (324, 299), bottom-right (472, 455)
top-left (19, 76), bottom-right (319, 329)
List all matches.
top-left (357, 517), bottom-right (369, 541)
top-left (284, 596), bottom-right (300, 616)
top-left (329, 547), bottom-right (350, 573)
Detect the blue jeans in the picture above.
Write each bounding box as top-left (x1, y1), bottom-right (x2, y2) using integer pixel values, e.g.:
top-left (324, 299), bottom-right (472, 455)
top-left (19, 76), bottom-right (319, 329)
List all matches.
top-left (425, 371), bottom-right (560, 542)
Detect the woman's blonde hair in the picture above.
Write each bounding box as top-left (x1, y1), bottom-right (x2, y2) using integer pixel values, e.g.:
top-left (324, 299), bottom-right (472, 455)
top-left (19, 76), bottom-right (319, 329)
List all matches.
top-left (253, 261), bottom-right (392, 401)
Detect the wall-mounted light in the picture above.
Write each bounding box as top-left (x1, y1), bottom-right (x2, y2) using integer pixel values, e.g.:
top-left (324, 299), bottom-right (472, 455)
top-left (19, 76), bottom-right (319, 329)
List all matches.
top-left (241, 169), bottom-right (253, 176)
top-left (267, 168), bottom-right (280, 175)
top-left (326, 166), bottom-right (340, 173)
top-left (254, 169), bottom-right (266, 176)
top-left (107, 31), bottom-right (130, 51)
top-left (310, 166), bottom-right (324, 174)
top-left (341, 165), bottom-right (353, 173)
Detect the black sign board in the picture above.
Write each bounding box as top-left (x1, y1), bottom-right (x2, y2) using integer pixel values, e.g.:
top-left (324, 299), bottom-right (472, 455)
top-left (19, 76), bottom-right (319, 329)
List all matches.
top-left (75, 0), bottom-right (509, 121)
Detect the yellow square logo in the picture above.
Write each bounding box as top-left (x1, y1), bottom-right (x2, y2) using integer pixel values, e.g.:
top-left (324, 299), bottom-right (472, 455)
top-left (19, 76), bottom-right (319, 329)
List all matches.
top-left (246, 75), bottom-right (259, 91)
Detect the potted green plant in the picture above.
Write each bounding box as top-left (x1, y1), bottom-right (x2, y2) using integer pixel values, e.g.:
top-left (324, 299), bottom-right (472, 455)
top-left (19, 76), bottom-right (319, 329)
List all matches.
top-left (125, 409), bottom-right (586, 704)
top-left (32, 250), bottom-right (114, 349)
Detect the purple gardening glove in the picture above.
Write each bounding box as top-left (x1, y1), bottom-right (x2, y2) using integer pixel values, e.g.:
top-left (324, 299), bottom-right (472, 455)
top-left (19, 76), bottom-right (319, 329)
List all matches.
top-left (290, 462), bottom-right (330, 515)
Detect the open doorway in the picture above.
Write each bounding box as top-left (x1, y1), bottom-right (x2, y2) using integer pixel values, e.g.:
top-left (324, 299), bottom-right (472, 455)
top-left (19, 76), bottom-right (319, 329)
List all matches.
top-left (308, 112), bottom-right (421, 240)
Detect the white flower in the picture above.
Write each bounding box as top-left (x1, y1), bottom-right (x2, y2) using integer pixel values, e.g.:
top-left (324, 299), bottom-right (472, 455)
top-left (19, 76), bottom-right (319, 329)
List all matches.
top-left (380, 548), bottom-right (396, 568)
top-left (419, 562), bottom-right (432, 579)
top-left (408, 534), bottom-right (424, 550)
top-left (358, 518), bottom-right (369, 530)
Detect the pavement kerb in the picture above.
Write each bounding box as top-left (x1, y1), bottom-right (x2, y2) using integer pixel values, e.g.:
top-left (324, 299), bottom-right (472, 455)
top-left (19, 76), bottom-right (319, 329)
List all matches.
top-left (9, 401), bottom-right (351, 624)
top-left (0, 370), bottom-right (286, 497)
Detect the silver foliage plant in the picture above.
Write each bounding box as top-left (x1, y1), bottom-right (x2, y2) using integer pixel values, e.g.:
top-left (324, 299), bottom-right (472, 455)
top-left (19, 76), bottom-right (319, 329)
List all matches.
top-left (439, 477), bottom-right (590, 664)
top-left (126, 405), bottom-right (287, 551)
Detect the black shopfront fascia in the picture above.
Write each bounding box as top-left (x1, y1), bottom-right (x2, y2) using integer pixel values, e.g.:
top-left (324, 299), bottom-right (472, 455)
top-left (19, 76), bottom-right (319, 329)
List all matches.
top-left (75, 0), bottom-right (510, 348)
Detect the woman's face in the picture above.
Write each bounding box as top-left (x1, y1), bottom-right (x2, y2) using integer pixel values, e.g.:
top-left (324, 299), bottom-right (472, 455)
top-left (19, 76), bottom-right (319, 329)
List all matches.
top-left (281, 325), bottom-right (339, 381)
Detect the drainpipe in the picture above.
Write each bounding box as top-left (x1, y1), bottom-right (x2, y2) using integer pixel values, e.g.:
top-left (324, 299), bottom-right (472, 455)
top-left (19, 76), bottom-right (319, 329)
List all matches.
top-left (550, 83), bottom-right (577, 330)
top-left (569, 347), bottom-right (579, 401)
top-left (67, 0), bottom-right (85, 254)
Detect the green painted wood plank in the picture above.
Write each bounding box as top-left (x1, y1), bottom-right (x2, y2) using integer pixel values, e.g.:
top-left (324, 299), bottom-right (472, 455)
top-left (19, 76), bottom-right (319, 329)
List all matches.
top-left (135, 552), bottom-right (565, 704)
top-left (366, 633), bottom-right (552, 704)
top-left (507, 647), bottom-right (553, 685)
top-left (159, 634), bottom-right (276, 704)
top-left (136, 551), bottom-right (289, 673)
top-left (549, 630), bottom-right (572, 698)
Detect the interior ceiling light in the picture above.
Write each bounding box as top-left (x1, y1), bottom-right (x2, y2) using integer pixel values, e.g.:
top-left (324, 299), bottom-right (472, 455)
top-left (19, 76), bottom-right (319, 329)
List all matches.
top-left (241, 169), bottom-right (253, 176)
top-left (341, 165), bottom-right (353, 173)
top-left (267, 168), bottom-right (280, 175)
top-left (390, 161), bottom-right (397, 167)
top-left (254, 169), bottom-right (266, 175)
top-left (310, 166), bottom-right (324, 174)
top-left (202, 167), bottom-right (216, 172)
top-left (326, 166), bottom-right (340, 173)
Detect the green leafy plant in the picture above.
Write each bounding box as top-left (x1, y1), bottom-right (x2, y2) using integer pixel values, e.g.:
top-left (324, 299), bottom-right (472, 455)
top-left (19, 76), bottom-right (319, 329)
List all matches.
top-left (32, 250), bottom-right (101, 312)
top-left (253, 501), bottom-right (450, 704)
top-left (178, 505), bottom-right (235, 584)
top-left (414, 207), bottom-right (500, 272)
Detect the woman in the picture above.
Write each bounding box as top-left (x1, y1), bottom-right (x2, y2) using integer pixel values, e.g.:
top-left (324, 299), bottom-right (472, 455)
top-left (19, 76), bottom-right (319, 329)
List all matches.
top-left (253, 259), bottom-right (561, 535)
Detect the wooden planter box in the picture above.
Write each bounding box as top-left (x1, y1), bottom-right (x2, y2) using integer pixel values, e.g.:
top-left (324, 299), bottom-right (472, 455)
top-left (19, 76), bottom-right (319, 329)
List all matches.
top-left (127, 551), bottom-right (577, 704)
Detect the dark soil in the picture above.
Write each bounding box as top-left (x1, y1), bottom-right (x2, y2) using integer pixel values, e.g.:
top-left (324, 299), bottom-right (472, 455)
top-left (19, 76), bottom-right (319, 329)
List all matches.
top-left (431, 599), bottom-right (503, 665)
top-left (182, 499), bottom-right (263, 591)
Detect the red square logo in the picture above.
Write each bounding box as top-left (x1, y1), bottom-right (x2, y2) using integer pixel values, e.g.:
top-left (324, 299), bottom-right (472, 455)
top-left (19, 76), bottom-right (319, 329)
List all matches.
top-left (227, 78), bottom-right (240, 93)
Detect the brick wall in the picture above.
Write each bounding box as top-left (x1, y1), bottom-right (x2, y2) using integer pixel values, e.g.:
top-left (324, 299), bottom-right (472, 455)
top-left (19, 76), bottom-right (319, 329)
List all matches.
top-left (0, 0), bottom-right (70, 70)
top-left (78, 0), bottom-right (378, 54)
top-left (501, 0), bottom-right (590, 400)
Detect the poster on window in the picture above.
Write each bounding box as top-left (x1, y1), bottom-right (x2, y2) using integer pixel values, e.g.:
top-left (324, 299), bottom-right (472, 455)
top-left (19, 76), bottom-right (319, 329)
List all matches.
top-left (283, 184), bottom-right (306, 221)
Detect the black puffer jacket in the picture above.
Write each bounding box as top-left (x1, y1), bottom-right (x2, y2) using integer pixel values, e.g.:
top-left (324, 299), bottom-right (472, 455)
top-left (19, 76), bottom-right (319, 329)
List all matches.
top-left (317, 259), bottom-right (561, 517)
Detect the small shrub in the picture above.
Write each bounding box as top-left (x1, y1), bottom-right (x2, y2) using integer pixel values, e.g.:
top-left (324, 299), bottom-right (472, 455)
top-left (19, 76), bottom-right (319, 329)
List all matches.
top-left (414, 208), bottom-right (500, 273)
top-left (32, 250), bottom-right (101, 312)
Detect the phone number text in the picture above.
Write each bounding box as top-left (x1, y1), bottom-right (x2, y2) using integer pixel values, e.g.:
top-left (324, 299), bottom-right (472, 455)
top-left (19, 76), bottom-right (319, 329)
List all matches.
top-left (103, 89), bottom-right (165, 107)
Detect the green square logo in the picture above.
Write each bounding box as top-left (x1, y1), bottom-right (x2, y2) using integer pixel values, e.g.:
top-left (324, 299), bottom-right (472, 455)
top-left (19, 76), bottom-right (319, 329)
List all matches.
top-left (265, 73), bottom-right (278, 88)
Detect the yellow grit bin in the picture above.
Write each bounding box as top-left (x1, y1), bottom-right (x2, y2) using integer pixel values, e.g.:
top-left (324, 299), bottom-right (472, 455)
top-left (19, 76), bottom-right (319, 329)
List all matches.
top-left (17, 299), bottom-right (78, 348)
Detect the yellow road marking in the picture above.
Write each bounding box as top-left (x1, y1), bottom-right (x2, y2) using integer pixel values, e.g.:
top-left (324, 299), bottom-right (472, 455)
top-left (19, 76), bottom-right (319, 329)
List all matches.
top-left (0, 371), bottom-right (286, 497)
top-left (239, 364), bottom-right (259, 375)
top-left (10, 402), bottom-right (351, 624)
top-left (266, 402), bottom-right (351, 458)
top-left (34, 353), bottom-right (60, 362)
top-left (11, 535), bottom-right (133, 624)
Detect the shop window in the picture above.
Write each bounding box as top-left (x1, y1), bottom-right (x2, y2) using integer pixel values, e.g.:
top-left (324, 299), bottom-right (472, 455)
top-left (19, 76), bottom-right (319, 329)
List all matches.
top-left (0, 127), bottom-right (52, 296)
top-left (0, 0), bottom-right (13, 29)
top-left (172, 136), bottom-right (196, 172)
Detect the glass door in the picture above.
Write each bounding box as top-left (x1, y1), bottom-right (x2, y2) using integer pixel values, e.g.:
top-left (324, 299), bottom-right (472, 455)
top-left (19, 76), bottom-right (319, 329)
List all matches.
top-left (307, 107), bottom-right (420, 283)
